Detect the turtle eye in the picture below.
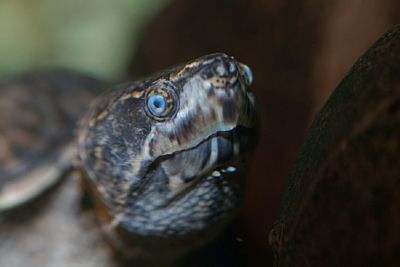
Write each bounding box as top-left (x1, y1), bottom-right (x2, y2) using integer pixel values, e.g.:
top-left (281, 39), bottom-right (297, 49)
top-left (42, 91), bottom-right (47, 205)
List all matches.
top-left (145, 84), bottom-right (178, 120)
top-left (147, 94), bottom-right (167, 116)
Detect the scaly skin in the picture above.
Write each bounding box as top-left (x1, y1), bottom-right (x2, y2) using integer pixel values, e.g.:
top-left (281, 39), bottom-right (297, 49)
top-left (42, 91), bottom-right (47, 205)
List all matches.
top-left (78, 53), bottom-right (257, 257)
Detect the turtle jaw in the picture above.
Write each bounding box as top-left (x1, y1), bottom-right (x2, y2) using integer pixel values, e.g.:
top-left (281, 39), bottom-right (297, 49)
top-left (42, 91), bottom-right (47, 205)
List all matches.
top-left (109, 134), bottom-right (247, 257)
top-left (112, 125), bottom-right (254, 238)
top-left (80, 128), bottom-right (249, 258)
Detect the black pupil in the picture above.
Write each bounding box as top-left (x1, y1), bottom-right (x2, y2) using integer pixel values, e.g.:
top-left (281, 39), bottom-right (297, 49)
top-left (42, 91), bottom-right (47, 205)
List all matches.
top-left (154, 98), bottom-right (162, 108)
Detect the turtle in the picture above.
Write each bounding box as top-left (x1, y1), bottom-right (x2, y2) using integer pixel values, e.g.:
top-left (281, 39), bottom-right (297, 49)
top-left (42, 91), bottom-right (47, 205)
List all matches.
top-left (0, 53), bottom-right (257, 266)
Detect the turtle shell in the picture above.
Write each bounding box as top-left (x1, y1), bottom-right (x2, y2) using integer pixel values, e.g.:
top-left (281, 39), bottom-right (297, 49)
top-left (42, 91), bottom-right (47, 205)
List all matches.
top-left (0, 70), bottom-right (106, 211)
top-left (0, 70), bottom-right (119, 267)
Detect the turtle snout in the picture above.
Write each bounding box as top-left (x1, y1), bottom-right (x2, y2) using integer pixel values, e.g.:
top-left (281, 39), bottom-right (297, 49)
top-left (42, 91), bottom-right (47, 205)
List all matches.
top-left (211, 58), bottom-right (239, 78)
top-left (209, 57), bottom-right (253, 90)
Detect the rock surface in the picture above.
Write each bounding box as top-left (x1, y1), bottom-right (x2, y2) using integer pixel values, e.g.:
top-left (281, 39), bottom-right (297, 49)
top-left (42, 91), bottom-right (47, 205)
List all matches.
top-left (270, 25), bottom-right (400, 267)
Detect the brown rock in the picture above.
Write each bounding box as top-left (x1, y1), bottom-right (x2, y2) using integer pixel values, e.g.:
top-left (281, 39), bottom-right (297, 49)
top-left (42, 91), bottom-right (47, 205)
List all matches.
top-left (270, 25), bottom-right (400, 267)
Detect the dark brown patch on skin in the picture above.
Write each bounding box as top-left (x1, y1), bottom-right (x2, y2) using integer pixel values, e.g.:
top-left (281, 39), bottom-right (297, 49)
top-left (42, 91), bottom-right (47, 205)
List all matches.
top-left (222, 100), bottom-right (237, 122)
top-left (82, 171), bottom-right (115, 225)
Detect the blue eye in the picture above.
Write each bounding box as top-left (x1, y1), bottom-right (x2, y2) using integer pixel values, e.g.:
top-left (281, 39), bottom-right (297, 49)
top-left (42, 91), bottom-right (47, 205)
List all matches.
top-left (145, 84), bottom-right (178, 120)
top-left (147, 94), bottom-right (167, 116)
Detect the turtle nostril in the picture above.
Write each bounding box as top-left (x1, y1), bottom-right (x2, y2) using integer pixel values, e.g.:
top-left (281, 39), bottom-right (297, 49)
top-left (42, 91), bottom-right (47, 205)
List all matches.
top-left (213, 62), bottom-right (228, 77)
top-left (212, 60), bottom-right (240, 80)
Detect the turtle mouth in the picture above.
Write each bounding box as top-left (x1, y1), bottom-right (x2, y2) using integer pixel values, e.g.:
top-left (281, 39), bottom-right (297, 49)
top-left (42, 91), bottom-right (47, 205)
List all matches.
top-left (168, 125), bottom-right (254, 203)
top-left (116, 126), bottom-right (253, 239)
top-left (134, 126), bottom-right (253, 210)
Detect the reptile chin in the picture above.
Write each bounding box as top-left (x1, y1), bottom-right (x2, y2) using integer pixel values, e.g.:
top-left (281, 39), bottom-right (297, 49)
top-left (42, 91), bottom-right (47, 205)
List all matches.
top-left (108, 126), bottom-right (254, 255)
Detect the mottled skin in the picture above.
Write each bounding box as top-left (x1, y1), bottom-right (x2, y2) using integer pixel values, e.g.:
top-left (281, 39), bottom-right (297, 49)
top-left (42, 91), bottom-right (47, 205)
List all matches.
top-left (0, 53), bottom-right (256, 263)
top-left (78, 53), bottom-right (257, 257)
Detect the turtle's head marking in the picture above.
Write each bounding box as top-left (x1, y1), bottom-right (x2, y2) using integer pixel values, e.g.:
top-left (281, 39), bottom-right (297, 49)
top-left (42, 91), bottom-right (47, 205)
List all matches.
top-left (78, 53), bottom-right (257, 253)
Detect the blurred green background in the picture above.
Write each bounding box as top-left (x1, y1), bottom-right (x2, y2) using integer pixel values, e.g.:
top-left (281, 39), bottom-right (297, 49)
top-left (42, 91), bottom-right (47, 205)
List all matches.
top-left (0, 0), bottom-right (167, 80)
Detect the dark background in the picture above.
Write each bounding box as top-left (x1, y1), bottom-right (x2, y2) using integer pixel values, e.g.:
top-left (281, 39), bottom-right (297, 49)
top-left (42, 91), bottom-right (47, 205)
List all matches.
top-left (2, 0), bottom-right (399, 265)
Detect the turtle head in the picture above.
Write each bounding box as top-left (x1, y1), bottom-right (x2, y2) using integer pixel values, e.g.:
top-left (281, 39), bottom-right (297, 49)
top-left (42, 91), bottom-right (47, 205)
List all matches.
top-left (78, 53), bottom-right (257, 255)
